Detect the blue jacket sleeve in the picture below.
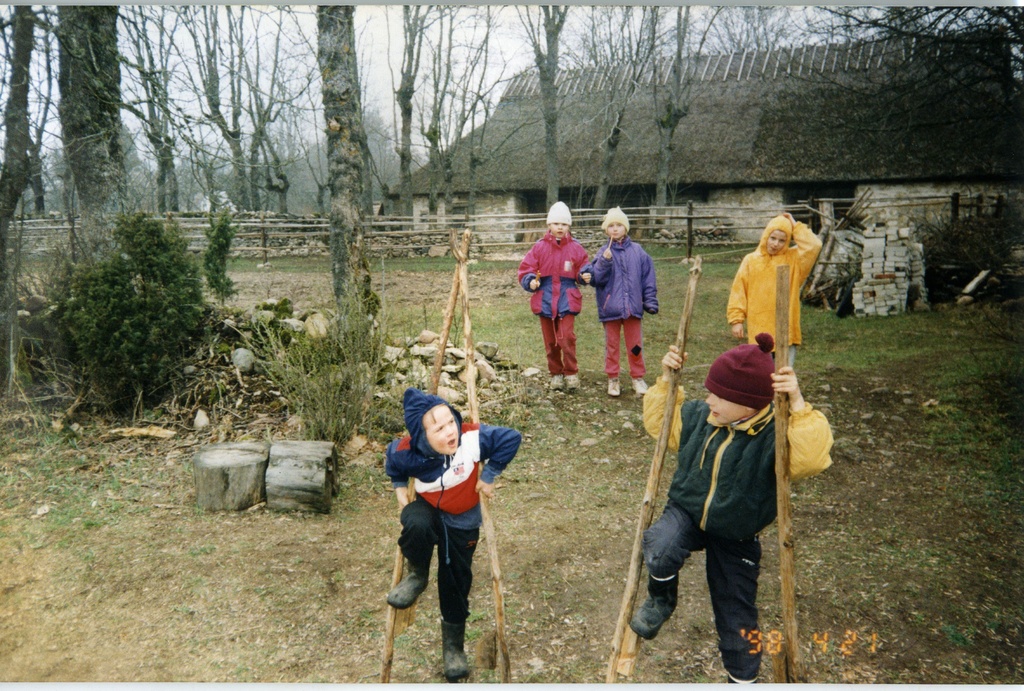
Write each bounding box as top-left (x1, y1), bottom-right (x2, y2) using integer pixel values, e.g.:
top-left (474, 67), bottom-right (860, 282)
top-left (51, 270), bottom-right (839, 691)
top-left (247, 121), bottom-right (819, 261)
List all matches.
top-left (642, 252), bottom-right (658, 313)
top-left (477, 424), bottom-right (522, 483)
top-left (384, 439), bottom-right (410, 487)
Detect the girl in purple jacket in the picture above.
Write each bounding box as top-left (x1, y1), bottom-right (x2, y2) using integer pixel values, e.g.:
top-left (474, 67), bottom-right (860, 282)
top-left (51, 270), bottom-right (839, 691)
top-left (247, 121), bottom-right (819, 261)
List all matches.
top-left (586, 207), bottom-right (658, 397)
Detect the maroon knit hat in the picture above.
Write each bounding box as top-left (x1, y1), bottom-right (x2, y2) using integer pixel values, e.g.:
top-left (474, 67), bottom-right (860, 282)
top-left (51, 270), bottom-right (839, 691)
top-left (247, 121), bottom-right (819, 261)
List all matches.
top-left (704, 333), bottom-right (776, 409)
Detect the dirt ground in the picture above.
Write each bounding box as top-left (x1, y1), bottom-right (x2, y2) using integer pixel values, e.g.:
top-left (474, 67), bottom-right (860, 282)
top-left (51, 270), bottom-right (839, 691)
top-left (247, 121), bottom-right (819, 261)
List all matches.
top-left (0, 264), bottom-right (1021, 684)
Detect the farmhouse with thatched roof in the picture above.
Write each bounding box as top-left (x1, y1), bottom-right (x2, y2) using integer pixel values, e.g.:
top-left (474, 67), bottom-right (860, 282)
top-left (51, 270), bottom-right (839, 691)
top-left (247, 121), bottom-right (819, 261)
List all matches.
top-left (406, 37), bottom-right (1021, 236)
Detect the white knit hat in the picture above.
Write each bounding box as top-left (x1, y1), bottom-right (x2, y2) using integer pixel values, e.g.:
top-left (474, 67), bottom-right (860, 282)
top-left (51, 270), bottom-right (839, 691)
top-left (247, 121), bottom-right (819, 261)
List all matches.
top-left (602, 207), bottom-right (630, 232)
top-left (546, 201), bottom-right (572, 226)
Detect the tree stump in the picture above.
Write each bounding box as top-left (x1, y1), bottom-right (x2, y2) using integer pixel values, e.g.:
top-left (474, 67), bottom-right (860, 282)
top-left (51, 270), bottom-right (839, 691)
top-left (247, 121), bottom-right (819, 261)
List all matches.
top-left (192, 442), bottom-right (270, 512)
top-left (266, 441), bottom-right (338, 514)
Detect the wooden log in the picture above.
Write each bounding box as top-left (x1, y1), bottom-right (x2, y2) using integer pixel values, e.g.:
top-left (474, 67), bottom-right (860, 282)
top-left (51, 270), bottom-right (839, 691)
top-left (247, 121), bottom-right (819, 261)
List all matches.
top-left (265, 441), bottom-right (336, 513)
top-left (192, 442), bottom-right (269, 512)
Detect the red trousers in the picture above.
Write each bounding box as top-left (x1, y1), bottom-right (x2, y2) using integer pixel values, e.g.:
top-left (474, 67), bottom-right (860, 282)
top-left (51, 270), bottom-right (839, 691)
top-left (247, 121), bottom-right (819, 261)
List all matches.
top-left (539, 315), bottom-right (577, 376)
top-left (604, 317), bottom-right (645, 378)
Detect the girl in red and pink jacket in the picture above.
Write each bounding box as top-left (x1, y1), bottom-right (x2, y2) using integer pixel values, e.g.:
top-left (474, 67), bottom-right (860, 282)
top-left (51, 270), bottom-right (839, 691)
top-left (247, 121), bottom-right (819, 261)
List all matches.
top-left (517, 201), bottom-right (592, 392)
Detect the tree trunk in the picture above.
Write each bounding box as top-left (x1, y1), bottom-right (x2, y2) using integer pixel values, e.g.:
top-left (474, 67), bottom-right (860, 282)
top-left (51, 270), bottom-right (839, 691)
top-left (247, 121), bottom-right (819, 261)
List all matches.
top-left (318, 5), bottom-right (369, 305)
top-left (192, 442), bottom-right (270, 512)
top-left (266, 441), bottom-right (337, 514)
top-left (57, 5), bottom-right (125, 250)
top-left (0, 6), bottom-right (35, 388)
top-left (594, 113), bottom-right (624, 210)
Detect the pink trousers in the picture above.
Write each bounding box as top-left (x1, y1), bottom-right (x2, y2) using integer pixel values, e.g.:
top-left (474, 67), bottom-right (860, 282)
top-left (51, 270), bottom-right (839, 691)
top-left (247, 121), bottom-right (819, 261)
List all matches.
top-left (604, 317), bottom-right (645, 378)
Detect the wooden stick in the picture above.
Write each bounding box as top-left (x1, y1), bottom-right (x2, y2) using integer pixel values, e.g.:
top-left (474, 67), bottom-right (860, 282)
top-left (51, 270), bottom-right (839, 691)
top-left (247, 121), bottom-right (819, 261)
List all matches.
top-left (382, 237), bottom-right (470, 683)
top-left (429, 231), bottom-right (472, 391)
top-left (773, 265), bottom-right (804, 683)
top-left (457, 231), bottom-right (512, 682)
top-left (606, 257), bottom-right (703, 683)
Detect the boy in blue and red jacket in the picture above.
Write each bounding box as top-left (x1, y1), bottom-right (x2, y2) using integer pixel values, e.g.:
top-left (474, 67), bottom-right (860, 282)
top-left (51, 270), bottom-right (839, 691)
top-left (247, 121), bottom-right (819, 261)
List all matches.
top-left (384, 387), bottom-right (521, 682)
top-left (517, 201), bottom-right (592, 392)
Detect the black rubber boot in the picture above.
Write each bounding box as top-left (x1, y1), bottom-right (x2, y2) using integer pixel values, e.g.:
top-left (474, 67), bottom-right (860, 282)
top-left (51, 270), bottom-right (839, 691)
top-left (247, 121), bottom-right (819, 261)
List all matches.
top-left (386, 561), bottom-right (429, 609)
top-left (441, 620), bottom-right (470, 682)
top-left (629, 575), bottom-right (678, 640)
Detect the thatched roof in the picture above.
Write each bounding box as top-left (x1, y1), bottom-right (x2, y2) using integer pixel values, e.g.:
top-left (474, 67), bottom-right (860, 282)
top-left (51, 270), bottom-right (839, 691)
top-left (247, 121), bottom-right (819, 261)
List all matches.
top-left (413, 38), bottom-right (1021, 197)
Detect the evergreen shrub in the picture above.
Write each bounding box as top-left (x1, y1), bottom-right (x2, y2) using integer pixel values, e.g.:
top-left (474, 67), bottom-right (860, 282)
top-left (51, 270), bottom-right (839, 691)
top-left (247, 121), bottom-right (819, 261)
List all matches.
top-left (56, 213), bottom-right (204, 407)
top-left (204, 212), bottom-right (236, 303)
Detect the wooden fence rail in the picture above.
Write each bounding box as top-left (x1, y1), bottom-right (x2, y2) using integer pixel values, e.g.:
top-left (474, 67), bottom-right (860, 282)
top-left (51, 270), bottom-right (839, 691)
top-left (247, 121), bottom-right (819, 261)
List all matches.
top-left (6, 193), bottom-right (1006, 261)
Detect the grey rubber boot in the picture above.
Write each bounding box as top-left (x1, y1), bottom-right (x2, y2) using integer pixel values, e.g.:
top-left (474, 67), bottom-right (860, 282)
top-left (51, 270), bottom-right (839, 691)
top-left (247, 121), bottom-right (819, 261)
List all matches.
top-left (441, 620), bottom-right (470, 682)
top-left (386, 561), bottom-right (429, 609)
top-left (629, 575), bottom-right (678, 640)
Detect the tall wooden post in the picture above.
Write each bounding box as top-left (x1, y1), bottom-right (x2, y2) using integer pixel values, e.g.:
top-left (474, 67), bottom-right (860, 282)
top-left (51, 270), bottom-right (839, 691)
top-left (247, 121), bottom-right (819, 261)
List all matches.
top-left (773, 265), bottom-right (803, 683)
top-left (456, 230), bottom-right (511, 682)
top-left (606, 257), bottom-right (703, 682)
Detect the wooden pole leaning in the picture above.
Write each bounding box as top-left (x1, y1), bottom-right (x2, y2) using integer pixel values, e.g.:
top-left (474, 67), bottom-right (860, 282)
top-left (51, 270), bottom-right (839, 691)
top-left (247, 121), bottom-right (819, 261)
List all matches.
top-left (455, 230), bottom-right (512, 682)
top-left (380, 231), bottom-right (470, 683)
top-left (772, 265), bottom-right (804, 683)
top-left (606, 257), bottom-right (703, 683)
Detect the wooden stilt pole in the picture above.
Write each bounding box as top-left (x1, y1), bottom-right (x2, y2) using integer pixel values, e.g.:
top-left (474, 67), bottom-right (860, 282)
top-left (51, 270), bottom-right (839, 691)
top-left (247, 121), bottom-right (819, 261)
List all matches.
top-left (381, 231), bottom-right (469, 683)
top-left (773, 265), bottom-right (804, 683)
top-left (606, 257), bottom-right (703, 682)
top-left (456, 230), bottom-right (512, 682)
top-left (430, 231), bottom-right (472, 391)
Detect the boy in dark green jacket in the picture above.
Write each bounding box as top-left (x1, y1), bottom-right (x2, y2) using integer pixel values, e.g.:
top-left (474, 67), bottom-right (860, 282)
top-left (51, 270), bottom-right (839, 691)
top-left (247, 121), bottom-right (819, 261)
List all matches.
top-left (635, 333), bottom-right (833, 682)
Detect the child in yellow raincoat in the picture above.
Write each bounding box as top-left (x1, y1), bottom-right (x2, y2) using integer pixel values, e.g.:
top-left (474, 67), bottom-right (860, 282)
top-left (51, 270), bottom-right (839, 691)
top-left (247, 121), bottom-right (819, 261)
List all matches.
top-left (727, 213), bottom-right (822, 365)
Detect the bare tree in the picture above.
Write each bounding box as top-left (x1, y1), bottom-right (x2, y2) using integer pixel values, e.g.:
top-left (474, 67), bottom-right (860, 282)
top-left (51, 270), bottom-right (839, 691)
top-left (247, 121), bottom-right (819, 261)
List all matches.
top-left (318, 5), bottom-right (368, 302)
top-left (652, 7), bottom-right (718, 207)
top-left (518, 5), bottom-right (569, 207)
top-left (26, 10), bottom-right (55, 215)
top-left (567, 6), bottom-right (660, 209)
top-left (706, 6), bottom-right (795, 55)
top-left (417, 6), bottom-right (502, 217)
top-left (394, 5), bottom-right (432, 218)
top-left (0, 6), bottom-right (35, 388)
top-left (121, 6), bottom-right (181, 213)
top-left (177, 6), bottom-right (252, 210)
top-left (57, 5), bottom-right (125, 250)
top-left (820, 7), bottom-right (1023, 137)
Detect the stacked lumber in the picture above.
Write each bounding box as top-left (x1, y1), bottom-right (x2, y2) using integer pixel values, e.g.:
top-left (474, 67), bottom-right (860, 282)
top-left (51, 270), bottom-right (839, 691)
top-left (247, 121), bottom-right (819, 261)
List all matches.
top-left (849, 224), bottom-right (927, 317)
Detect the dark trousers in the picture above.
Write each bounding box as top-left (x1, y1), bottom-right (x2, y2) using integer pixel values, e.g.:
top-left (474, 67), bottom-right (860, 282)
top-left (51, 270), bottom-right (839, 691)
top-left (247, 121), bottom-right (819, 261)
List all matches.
top-left (641, 501), bottom-right (762, 681)
top-left (397, 498), bottom-right (479, 624)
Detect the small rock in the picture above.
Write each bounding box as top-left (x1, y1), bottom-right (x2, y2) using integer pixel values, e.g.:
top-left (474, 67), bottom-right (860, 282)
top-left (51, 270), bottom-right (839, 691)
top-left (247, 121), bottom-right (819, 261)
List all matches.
top-left (193, 409), bottom-right (210, 429)
top-left (476, 342), bottom-right (499, 359)
top-left (521, 367), bottom-right (541, 378)
top-left (183, 365), bottom-right (197, 376)
top-left (384, 346), bottom-right (405, 363)
top-left (580, 438), bottom-right (599, 447)
top-left (418, 329), bottom-right (439, 344)
top-left (475, 359), bottom-right (497, 383)
top-left (868, 386), bottom-right (890, 395)
top-left (231, 348), bottom-right (256, 373)
top-left (595, 458), bottom-right (612, 464)
top-left (410, 344), bottom-right (438, 359)
top-left (279, 318), bottom-right (305, 332)
top-left (436, 386), bottom-right (464, 404)
top-left (305, 312), bottom-right (330, 338)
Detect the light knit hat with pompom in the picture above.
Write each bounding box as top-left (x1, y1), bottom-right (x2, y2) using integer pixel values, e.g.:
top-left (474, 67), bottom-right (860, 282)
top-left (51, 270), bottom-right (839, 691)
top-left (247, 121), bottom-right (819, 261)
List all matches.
top-left (546, 201), bottom-right (572, 226)
top-left (601, 207), bottom-right (630, 232)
